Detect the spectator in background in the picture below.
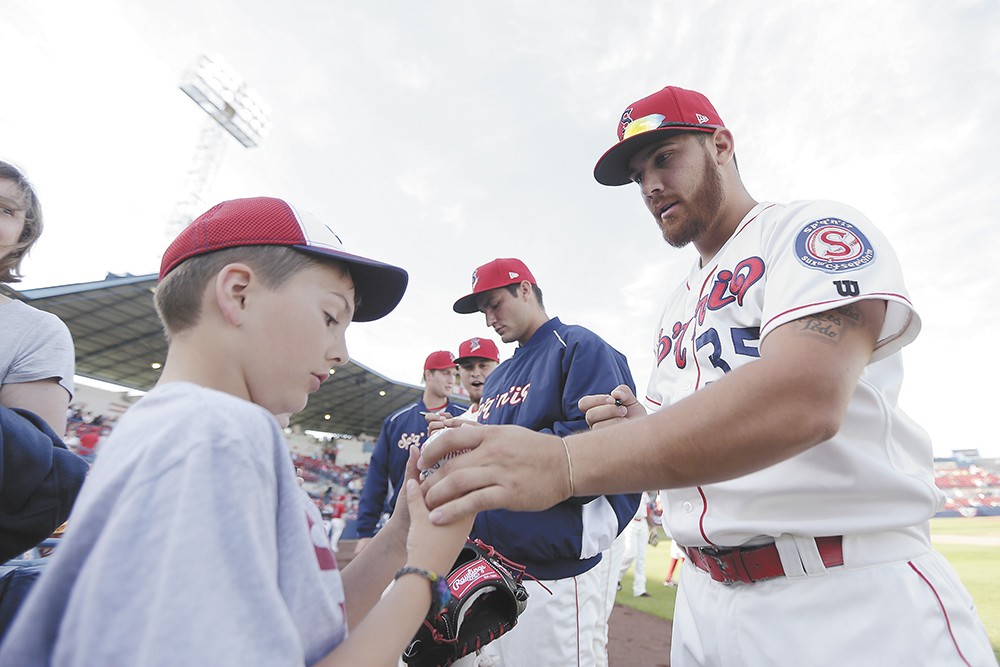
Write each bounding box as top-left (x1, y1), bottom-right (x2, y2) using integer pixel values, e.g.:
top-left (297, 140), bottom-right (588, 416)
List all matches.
top-left (0, 160), bottom-right (88, 563)
top-left (354, 351), bottom-right (467, 555)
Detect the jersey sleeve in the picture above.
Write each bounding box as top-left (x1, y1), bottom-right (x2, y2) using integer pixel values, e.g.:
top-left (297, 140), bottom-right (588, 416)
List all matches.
top-left (355, 416), bottom-right (392, 538)
top-left (758, 200), bottom-right (920, 362)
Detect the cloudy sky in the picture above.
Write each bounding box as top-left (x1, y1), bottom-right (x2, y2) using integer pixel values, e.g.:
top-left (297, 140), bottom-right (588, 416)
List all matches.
top-left (3, 0), bottom-right (998, 457)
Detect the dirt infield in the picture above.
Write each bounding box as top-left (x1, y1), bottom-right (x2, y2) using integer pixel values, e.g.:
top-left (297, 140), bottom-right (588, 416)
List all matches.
top-left (608, 603), bottom-right (672, 666)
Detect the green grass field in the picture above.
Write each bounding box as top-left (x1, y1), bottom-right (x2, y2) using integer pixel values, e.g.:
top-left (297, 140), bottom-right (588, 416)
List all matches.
top-left (617, 517), bottom-right (1000, 660)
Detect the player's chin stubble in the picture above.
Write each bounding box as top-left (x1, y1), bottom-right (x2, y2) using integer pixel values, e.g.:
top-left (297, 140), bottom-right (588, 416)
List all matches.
top-left (658, 151), bottom-right (726, 250)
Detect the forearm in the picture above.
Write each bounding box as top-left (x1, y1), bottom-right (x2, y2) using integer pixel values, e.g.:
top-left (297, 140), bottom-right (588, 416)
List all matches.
top-left (315, 575), bottom-right (431, 667)
top-left (571, 355), bottom-right (851, 496)
top-left (340, 517), bottom-right (407, 628)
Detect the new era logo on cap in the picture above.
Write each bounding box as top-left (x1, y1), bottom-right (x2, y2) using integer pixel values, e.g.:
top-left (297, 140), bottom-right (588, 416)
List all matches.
top-left (159, 197), bottom-right (409, 322)
top-left (595, 85), bottom-right (725, 186)
top-left (452, 258), bottom-right (537, 314)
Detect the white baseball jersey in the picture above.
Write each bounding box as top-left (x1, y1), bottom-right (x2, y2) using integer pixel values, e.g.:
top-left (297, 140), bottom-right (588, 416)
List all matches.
top-left (649, 200), bottom-right (944, 548)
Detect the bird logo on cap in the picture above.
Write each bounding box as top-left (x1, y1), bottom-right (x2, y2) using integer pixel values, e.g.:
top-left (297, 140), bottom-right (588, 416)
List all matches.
top-left (470, 338), bottom-right (481, 352)
top-left (471, 269), bottom-right (479, 290)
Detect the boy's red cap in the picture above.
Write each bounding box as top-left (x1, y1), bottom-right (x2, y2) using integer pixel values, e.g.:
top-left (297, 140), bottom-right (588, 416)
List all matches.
top-left (424, 350), bottom-right (456, 371)
top-left (455, 337), bottom-right (500, 364)
top-left (452, 258), bottom-right (536, 314)
top-left (594, 86), bottom-right (725, 186)
top-left (158, 197), bottom-right (408, 322)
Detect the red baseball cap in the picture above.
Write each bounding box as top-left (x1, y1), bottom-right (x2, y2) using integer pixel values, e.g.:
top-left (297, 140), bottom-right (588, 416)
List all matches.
top-left (452, 258), bottom-right (536, 314)
top-left (593, 86), bottom-right (725, 186)
top-left (424, 350), bottom-right (456, 371)
top-left (159, 197), bottom-right (408, 322)
top-left (454, 337), bottom-right (500, 364)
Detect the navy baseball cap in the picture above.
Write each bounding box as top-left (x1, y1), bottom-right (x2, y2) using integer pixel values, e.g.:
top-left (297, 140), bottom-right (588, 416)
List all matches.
top-left (159, 197), bottom-right (409, 322)
top-left (594, 86), bottom-right (725, 186)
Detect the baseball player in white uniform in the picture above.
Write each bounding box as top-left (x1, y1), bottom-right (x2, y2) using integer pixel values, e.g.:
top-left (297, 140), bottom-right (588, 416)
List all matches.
top-left (418, 85), bottom-right (995, 666)
top-left (617, 491), bottom-right (652, 597)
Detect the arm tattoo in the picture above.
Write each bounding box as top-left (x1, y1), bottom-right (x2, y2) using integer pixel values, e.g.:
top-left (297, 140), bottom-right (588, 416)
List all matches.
top-left (797, 303), bottom-right (863, 343)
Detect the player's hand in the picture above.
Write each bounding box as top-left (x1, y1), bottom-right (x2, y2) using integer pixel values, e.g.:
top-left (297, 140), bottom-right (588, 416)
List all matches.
top-left (425, 411), bottom-right (453, 435)
top-left (580, 384), bottom-right (646, 430)
top-left (403, 449), bottom-right (475, 575)
top-left (418, 424), bottom-right (570, 525)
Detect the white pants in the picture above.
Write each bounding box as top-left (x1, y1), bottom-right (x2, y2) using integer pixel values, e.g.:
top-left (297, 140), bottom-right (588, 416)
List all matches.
top-left (672, 548), bottom-right (995, 666)
top-left (592, 541), bottom-right (627, 667)
top-left (452, 564), bottom-right (608, 666)
top-left (618, 518), bottom-right (649, 597)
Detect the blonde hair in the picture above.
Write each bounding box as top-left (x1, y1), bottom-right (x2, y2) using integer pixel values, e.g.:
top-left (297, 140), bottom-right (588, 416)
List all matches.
top-left (0, 160), bottom-right (44, 284)
top-left (154, 246), bottom-right (354, 338)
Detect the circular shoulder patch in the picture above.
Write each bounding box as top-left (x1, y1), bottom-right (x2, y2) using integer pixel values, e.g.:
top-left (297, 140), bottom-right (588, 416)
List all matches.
top-left (794, 218), bottom-right (875, 273)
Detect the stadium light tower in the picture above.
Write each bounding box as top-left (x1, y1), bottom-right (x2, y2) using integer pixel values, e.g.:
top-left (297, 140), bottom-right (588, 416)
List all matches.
top-left (168, 55), bottom-right (272, 233)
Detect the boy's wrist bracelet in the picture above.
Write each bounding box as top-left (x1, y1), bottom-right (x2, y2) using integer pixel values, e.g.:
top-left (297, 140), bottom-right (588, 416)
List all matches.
top-left (394, 566), bottom-right (451, 615)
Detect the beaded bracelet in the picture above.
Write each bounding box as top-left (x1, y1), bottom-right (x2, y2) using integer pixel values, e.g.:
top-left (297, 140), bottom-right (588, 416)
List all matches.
top-left (394, 566), bottom-right (452, 616)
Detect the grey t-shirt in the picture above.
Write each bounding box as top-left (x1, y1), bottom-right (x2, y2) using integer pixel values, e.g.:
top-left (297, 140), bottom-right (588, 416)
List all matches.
top-left (0, 382), bottom-right (348, 666)
top-left (0, 298), bottom-right (74, 398)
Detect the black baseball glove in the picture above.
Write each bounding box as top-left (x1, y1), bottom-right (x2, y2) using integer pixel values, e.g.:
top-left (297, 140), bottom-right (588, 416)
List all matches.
top-left (402, 539), bottom-right (530, 667)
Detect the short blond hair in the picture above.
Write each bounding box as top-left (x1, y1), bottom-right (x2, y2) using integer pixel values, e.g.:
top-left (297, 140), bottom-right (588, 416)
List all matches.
top-left (154, 246), bottom-right (354, 338)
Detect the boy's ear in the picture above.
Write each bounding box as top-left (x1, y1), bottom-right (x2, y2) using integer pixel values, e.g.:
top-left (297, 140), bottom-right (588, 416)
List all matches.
top-left (214, 263), bottom-right (254, 326)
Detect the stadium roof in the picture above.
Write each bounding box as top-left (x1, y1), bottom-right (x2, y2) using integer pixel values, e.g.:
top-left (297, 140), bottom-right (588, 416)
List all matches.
top-left (6, 274), bottom-right (455, 437)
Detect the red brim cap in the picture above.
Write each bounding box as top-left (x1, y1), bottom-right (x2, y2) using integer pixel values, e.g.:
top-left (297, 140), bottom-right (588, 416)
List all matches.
top-left (159, 197), bottom-right (408, 322)
top-left (453, 257), bottom-right (536, 314)
top-left (593, 86), bottom-right (725, 186)
top-left (424, 350), bottom-right (457, 370)
top-left (454, 337), bottom-right (500, 364)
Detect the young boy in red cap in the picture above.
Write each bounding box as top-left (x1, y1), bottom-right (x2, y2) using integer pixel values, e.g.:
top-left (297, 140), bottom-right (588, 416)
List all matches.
top-left (0, 197), bottom-right (473, 666)
top-left (353, 350), bottom-right (467, 555)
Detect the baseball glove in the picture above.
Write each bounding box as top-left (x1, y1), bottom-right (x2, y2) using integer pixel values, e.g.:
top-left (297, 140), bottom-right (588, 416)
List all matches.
top-left (402, 539), bottom-right (530, 667)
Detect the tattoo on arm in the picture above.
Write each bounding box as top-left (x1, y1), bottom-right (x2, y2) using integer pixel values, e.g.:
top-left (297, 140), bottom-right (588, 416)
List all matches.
top-left (798, 304), bottom-right (863, 343)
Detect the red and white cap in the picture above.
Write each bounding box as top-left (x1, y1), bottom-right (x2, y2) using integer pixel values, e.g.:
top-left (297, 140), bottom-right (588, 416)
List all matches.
top-left (424, 350), bottom-right (456, 371)
top-left (593, 86), bottom-right (725, 186)
top-left (455, 337), bottom-right (500, 364)
top-left (158, 197), bottom-right (408, 322)
top-left (452, 258), bottom-right (536, 314)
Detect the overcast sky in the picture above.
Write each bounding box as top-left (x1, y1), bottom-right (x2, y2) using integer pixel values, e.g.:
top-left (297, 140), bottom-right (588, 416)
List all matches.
top-left (3, 0), bottom-right (998, 457)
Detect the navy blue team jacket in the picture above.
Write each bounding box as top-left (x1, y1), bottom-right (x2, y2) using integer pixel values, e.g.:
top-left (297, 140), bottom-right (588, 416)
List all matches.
top-left (473, 317), bottom-right (641, 580)
top-left (356, 397), bottom-right (467, 538)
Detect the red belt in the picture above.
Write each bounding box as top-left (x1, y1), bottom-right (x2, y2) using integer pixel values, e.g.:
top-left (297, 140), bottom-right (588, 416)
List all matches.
top-left (683, 536), bottom-right (843, 585)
